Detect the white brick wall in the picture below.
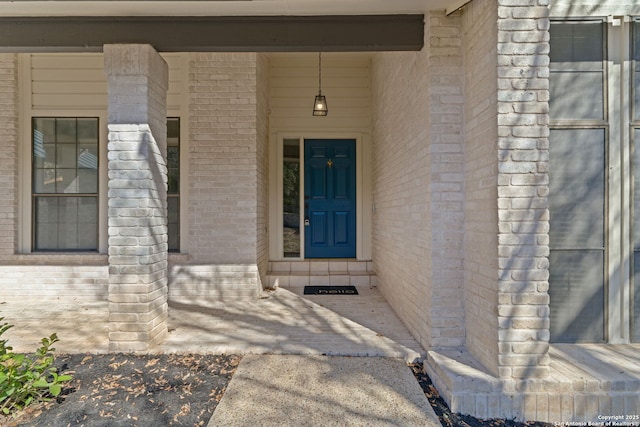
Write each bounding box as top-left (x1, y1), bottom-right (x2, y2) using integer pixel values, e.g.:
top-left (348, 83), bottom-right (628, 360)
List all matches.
top-left (371, 10), bottom-right (465, 351)
top-left (495, 0), bottom-right (550, 380)
top-left (187, 53), bottom-right (259, 265)
top-left (0, 261), bottom-right (108, 304)
top-left (462, 0), bottom-right (501, 377)
top-left (371, 47), bottom-right (432, 349)
top-left (0, 54), bottom-right (17, 260)
top-left (180, 52), bottom-right (263, 298)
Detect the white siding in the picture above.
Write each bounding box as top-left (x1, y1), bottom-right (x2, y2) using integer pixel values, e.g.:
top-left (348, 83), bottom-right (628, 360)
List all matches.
top-left (27, 53), bottom-right (185, 111)
top-left (269, 53), bottom-right (371, 132)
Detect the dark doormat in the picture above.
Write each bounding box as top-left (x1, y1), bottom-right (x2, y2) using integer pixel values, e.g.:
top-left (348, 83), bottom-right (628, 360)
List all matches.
top-left (304, 285), bottom-right (359, 295)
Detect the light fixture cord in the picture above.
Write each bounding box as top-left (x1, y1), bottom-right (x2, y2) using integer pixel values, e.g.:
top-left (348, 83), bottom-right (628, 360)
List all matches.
top-left (318, 51), bottom-right (322, 94)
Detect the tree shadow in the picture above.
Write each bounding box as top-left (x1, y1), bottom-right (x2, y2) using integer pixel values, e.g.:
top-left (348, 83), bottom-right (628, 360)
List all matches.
top-left (161, 286), bottom-right (425, 362)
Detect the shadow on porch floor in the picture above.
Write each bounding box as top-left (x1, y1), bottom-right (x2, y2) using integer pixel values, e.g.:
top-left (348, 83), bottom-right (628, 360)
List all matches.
top-left (161, 286), bottom-right (424, 361)
top-left (3, 286), bottom-right (424, 362)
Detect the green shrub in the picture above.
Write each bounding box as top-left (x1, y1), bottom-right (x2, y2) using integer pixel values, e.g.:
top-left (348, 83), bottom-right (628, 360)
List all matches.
top-left (0, 317), bottom-right (72, 416)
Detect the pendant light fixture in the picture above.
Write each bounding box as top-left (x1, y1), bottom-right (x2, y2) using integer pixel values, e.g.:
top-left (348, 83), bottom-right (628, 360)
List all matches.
top-left (312, 52), bottom-right (328, 116)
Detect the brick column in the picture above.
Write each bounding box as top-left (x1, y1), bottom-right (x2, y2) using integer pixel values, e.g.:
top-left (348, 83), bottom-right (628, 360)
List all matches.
top-left (496, 0), bottom-right (551, 379)
top-left (0, 54), bottom-right (17, 260)
top-left (104, 44), bottom-right (169, 351)
top-left (427, 11), bottom-right (466, 349)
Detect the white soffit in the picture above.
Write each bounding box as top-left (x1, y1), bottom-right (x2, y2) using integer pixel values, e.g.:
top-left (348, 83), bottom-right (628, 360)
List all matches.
top-left (445, 0), bottom-right (472, 15)
top-left (0, 0), bottom-right (463, 17)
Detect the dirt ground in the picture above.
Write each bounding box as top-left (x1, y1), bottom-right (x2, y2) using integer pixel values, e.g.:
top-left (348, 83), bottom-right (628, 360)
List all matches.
top-left (3, 354), bottom-right (552, 427)
top-left (4, 353), bottom-right (240, 427)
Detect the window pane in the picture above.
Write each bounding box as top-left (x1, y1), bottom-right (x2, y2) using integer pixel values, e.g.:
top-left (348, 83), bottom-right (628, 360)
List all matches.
top-left (78, 144), bottom-right (98, 170)
top-left (167, 117), bottom-right (180, 143)
top-left (168, 196), bottom-right (179, 252)
top-left (549, 128), bottom-right (606, 343)
top-left (77, 118), bottom-right (98, 144)
top-left (166, 118), bottom-right (180, 251)
top-left (33, 118), bottom-right (56, 143)
top-left (283, 139), bottom-right (301, 258)
top-left (56, 118), bottom-right (77, 143)
top-left (33, 143), bottom-right (55, 169)
top-left (634, 20), bottom-right (640, 121)
top-left (56, 144), bottom-right (77, 168)
top-left (34, 197), bottom-right (97, 251)
top-left (633, 251), bottom-right (640, 343)
top-left (33, 169), bottom-right (56, 193)
top-left (550, 21), bottom-right (605, 120)
top-left (550, 22), bottom-right (604, 63)
top-left (167, 118), bottom-right (180, 194)
top-left (32, 117), bottom-right (99, 251)
top-left (549, 251), bottom-right (605, 342)
top-left (549, 129), bottom-right (605, 248)
top-left (633, 128), bottom-right (640, 342)
top-left (78, 169), bottom-right (98, 193)
top-left (57, 169), bottom-right (81, 194)
top-left (167, 145), bottom-right (179, 194)
top-left (550, 71), bottom-right (604, 120)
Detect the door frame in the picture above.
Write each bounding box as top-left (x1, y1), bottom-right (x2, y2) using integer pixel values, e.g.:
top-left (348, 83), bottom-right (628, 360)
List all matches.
top-left (269, 132), bottom-right (371, 261)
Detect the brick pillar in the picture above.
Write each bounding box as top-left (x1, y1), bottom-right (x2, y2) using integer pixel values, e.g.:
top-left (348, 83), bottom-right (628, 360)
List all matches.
top-left (0, 54), bottom-right (17, 259)
top-left (427, 11), bottom-right (466, 349)
top-left (496, 0), bottom-right (551, 379)
top-left (104, 44), bottom-right (169, 351)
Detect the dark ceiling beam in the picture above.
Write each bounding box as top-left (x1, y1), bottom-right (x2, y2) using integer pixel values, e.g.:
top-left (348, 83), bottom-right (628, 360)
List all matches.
top-left (0, 15), bottom-right (424, 52)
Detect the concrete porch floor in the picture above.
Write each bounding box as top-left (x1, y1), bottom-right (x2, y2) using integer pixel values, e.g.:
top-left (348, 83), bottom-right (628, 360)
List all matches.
top-left (426, 344), bottom-right (640, 423)
top-left (2, 286), bottom-right (424, 362)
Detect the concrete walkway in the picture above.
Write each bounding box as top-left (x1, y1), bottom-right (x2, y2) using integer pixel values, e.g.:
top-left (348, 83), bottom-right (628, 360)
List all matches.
top-left (208, 354), bottom-right (441, 427)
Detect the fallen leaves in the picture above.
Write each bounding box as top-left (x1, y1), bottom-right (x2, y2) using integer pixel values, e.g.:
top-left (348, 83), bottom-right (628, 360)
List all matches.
top-left (4, 353), bottom-right (241, 427)
top-left (409, 363), bottom-right (553, 427)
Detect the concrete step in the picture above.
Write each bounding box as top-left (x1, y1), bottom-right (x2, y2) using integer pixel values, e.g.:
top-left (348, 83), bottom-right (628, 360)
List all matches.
top-left (266, 260), bottom-right (376, 288)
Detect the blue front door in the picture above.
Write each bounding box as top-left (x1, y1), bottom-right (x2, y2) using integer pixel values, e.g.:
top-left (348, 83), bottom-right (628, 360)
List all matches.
top-left (304, 139), bottom-right (356, 258)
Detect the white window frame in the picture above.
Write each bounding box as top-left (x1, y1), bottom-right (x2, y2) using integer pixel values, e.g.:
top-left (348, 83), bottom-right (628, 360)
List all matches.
top-left (549, 12), bottom-right (640, 343)
top-left (17, 52), bottom-right (190, 256)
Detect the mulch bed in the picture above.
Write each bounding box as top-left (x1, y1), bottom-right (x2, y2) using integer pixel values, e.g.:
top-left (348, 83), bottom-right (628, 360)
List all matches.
top-left (4, 353), bottom-right (240, 427)
top-left (3, 354), bottom-right (553, 427)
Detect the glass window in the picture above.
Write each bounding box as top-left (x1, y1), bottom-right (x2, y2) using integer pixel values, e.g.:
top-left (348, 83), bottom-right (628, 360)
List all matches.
top-left (283, 139), bottom-right (301, 258)
top-left (633, 128), bottom-right (640, 342)
top-left (32, 118), bottom-right (98, 251)
top-left (167, 118), bottom-right (180, 252)
top-left (550, 21), bottom-right (605, 121)
top-left (634, 21), bottom-right (640, 122)
top-left (549, 20), bottom-right (607, 343)
top-left (549, 129), bottom-right (605, 342)
top-left (633, 20), bottom-right (640, 342)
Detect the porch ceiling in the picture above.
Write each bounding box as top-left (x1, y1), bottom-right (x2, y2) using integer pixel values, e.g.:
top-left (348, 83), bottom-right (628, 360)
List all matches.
top-left (0, 0), bottom-right (469, 17)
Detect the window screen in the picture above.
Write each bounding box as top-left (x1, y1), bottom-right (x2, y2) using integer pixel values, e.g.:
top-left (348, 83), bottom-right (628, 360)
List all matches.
top-left (549, 19), bottom-right (607, 343)
top-left (167, 118), bottom-right (180, 252)
top-left (549, 129), bottom-right (606, 343)
top-left (550, 21), bottom-right (605, 121)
